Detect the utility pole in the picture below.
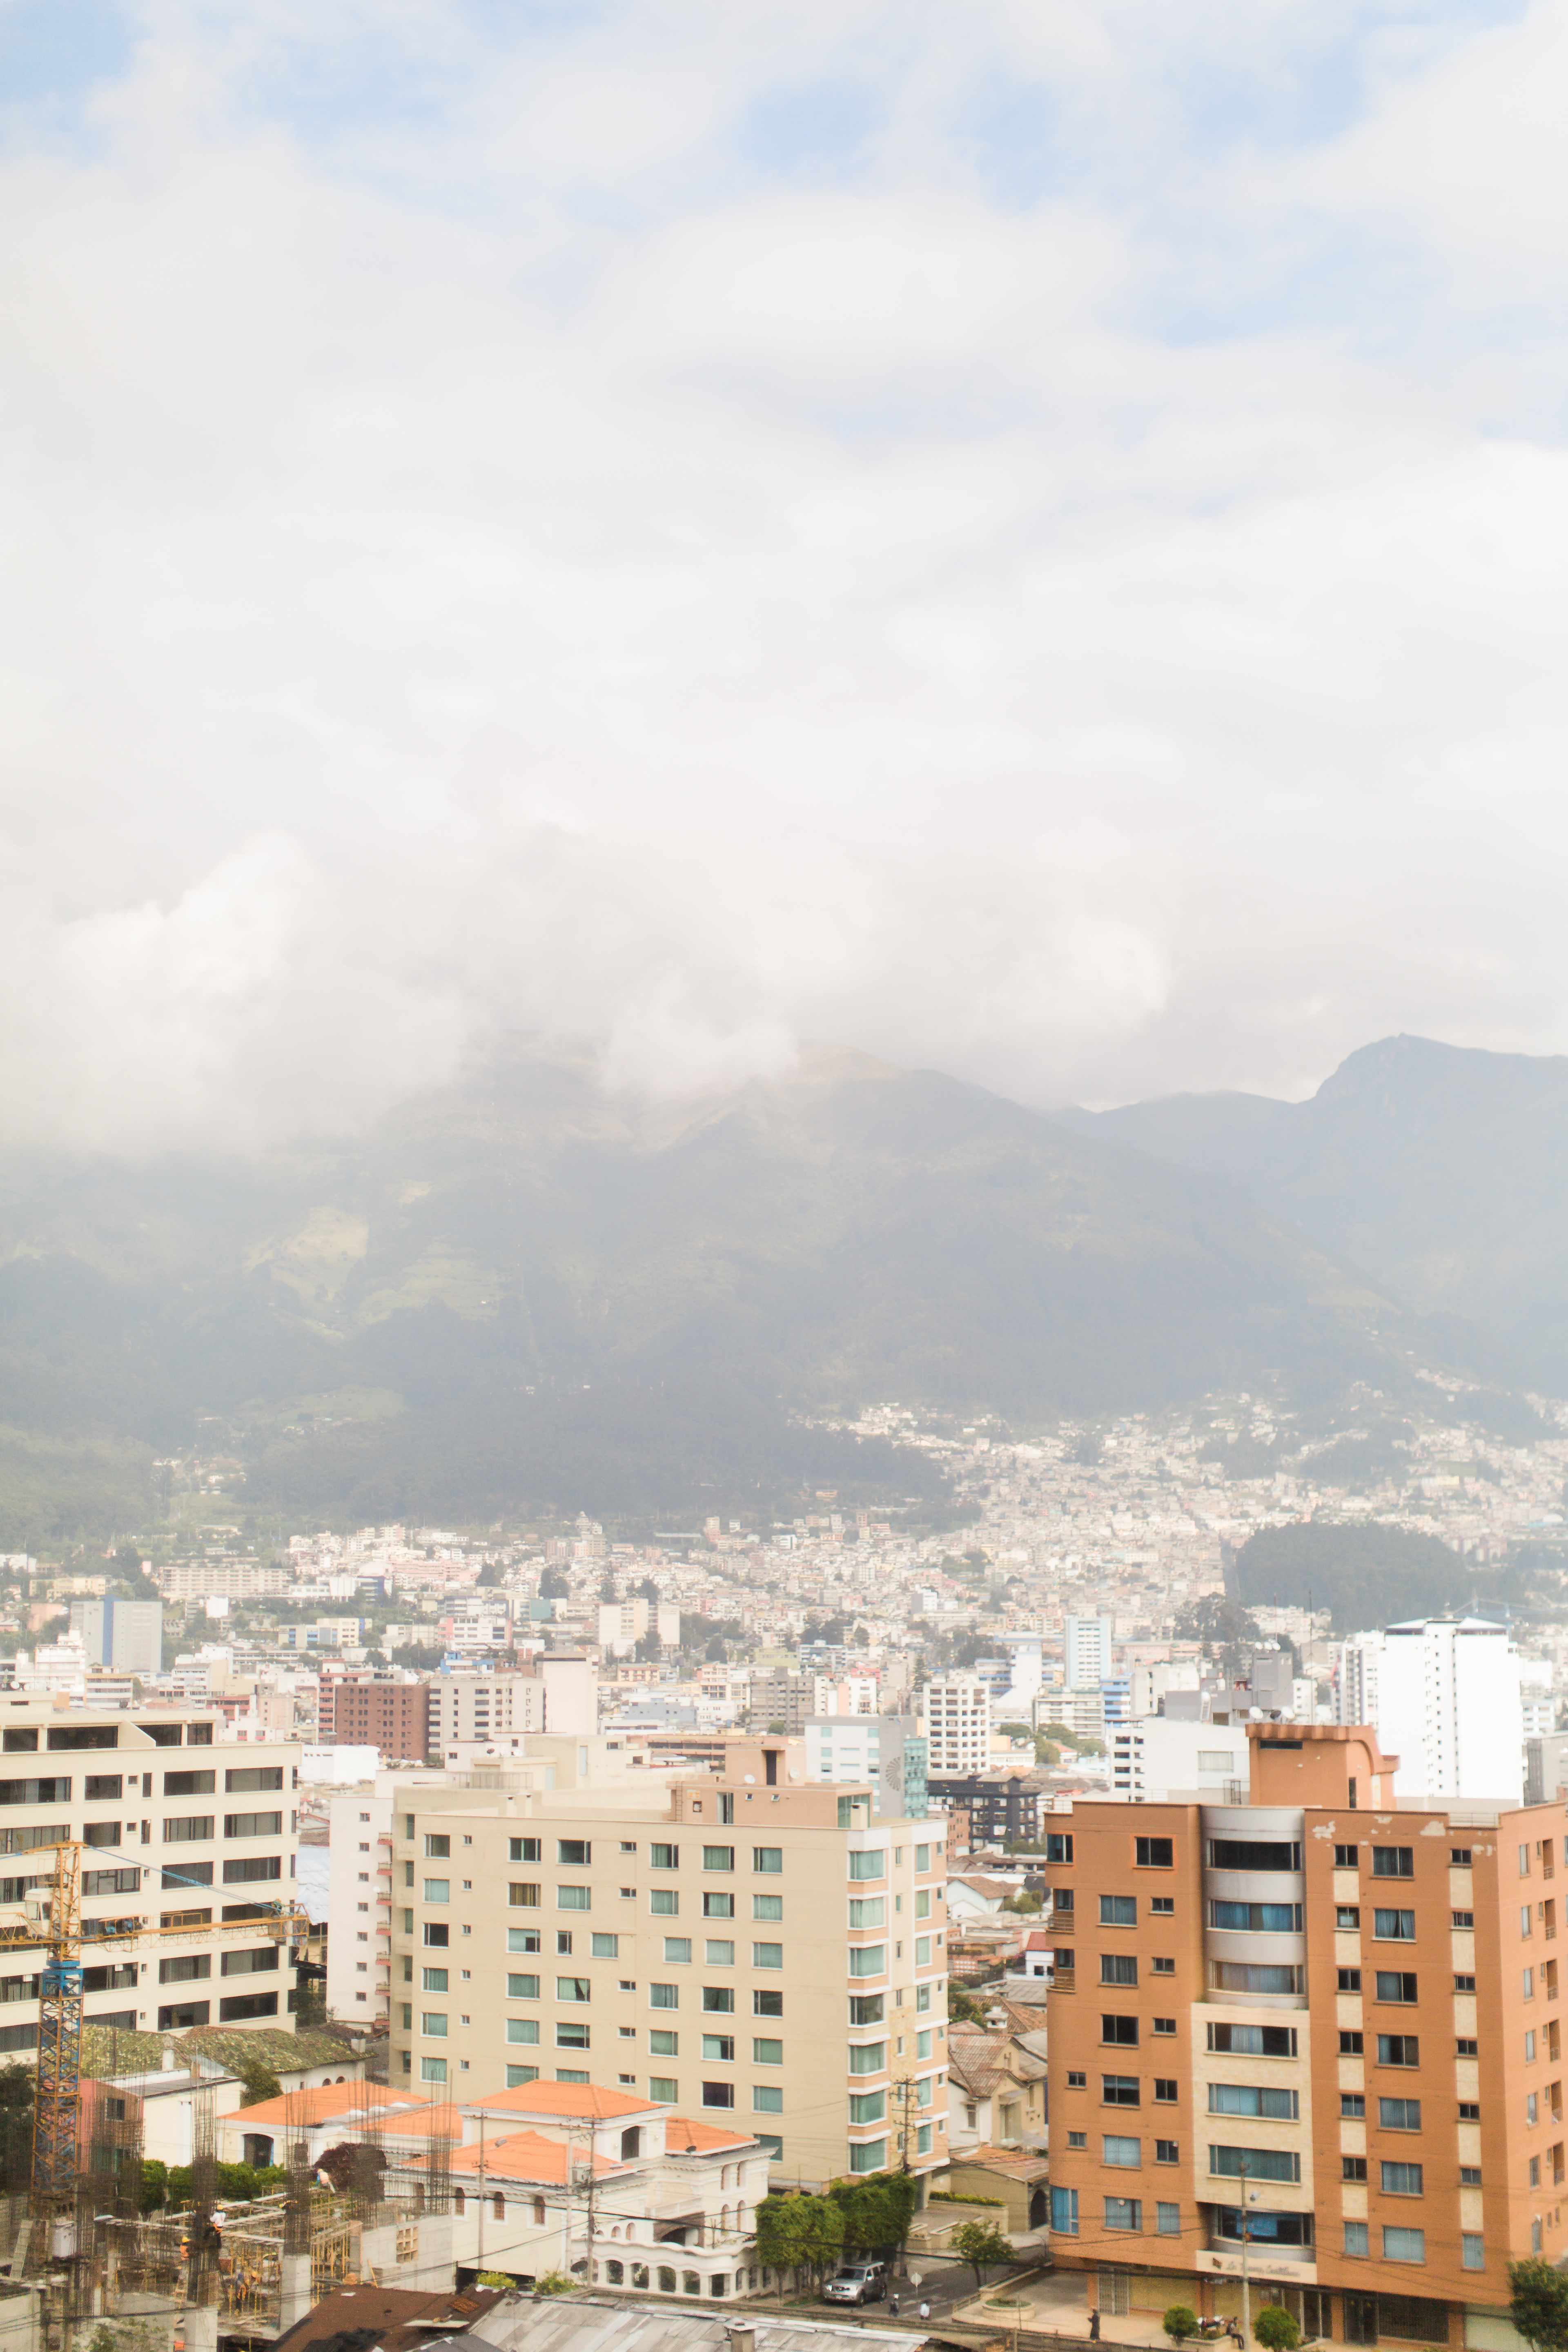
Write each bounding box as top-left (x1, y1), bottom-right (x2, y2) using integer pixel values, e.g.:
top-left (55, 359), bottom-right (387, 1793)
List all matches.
top-left (476, 2113), bottom-right (486, 2278)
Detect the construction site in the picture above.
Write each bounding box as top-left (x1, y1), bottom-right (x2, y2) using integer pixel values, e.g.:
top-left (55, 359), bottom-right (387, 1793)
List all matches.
top-left (0, 1836), bottom-right (462, 2352)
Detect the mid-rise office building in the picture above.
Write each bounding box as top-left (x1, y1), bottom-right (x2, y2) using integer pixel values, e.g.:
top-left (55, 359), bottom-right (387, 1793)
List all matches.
top-left (1066, 1613), bottom-right (1115, 1690)
top-left (321, 1674), bottom-right (432, 1761)
top-left (1042, 1720), bottom-right (1557, 2345)
top-left (388, 1742), bottom-right (951, 2189)
top-left (69, 1597), bottom-right (164, 1675)
top-left (425, 1658), bottom-right (595, 1762)
top-left (0, 1700), bottom-right (300, 2049)
top-left (1339, 1619), bottom-right (1524, 1802)
top-left (805, 1716), bottom-right (928, 1818)
top-left (924, 1675), bottom-right (991, 1773)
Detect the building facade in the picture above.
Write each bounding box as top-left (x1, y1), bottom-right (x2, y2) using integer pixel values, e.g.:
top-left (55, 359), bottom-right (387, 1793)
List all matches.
top-left (387, 1762), bottom-right (952, 2191)
top-left (322, 1675), bottom-right (433, 1761)
top-left (1042, 1722), bottom-right (1557, 2346)
top-left (69, 1598), bottom-right (164, 1675)
top-left (924, 1676), bottom-right (991, 1773)
top-left (0, 1700), bottom-right (301, 2051)
top-left (804, 1716), bottom-right (928, 1818)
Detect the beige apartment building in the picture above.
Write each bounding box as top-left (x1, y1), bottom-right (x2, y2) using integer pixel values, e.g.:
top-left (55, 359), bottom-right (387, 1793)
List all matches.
top-left (388, 1740), bottom-right (952, 2189)
top-left (0, 1698), bottom-right (301, 2048)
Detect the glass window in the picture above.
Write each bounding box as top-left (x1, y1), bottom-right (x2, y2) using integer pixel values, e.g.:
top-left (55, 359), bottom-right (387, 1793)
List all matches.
top-left (1101, 1954), bottom-right (1138, 1986)
top-left (421, 2014), bottom-right (447, 2038)
top-left (650, 1889), bottom-right (679, 1915)
top-left (702, 1986), bottom-right (735, 2013)
top-left (849, 1946), bottom-right (886, 1977)
top-left (753, 1942), bottom-right (783, 1970)
top-left (702, 1846), bottom-right (735, 1872)
top-left (1102, 2136), bottom-right (1140, 2167)
top-left (557, 1886), bottom-right (590, 1910)
top-left (850, 2092), bottom-right (886, 2124)
top-left (753, 1894), bottom-right (783, 1921)
top-left (1462, 2236), bottom-right (1485, 2271)
top-left (1104, 2198), bottom-right (1142, 2232)
top-left (1156, 2203), bottom-right (1180, 2235)
top-left (649, 1984), bottom-right (678, 2009)
top-left (506, 2018), bottom-right (539, 2045)
top-left (754, 2085), bottom-right (784, 2113)
top-left (1383, 2227), bottom-right (1426, 2263)
top-left (753, 1848), bottom-right (782, 1873)
top-left (1344, 2223), bottom-right (1368, 2257)
top-left (1374, 1909), bottom-right (1416, 1941)
top-left (664, 1938), bottom-right (691, 1963)
top-left (420, 2056), bottom-right (447, 2083)
top-left (754, 2037), bottom-right (783, 2064)
top-left (1379, 2098), bottom-right (1421, 2130)
top-left (650, 2029), bottom-right (678, 2056)
top-left (1051, 2186), bottom-right (1078, 2235)
top-left (705, 1939), bottom-right (735, 1965)
top-left (592, 1933), bottom-right (619, 1959)
top-left (703, 1892), bottom-right (735, 1919)
top-left (1381, 2163), bottom-right (1424, 2196)
top-left (651, 1844), bottom-right (678, 1869)
top-left (1100, 1895), bottom-right (1136, 1925)
top-left (849, 2043), bottom-right (886, 2074)
top-left (849, 1851), bottom-right (886, 1880)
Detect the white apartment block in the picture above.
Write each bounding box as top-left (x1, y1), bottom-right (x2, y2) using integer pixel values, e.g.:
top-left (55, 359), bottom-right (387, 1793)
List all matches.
top-left (597, 1601), bottom-right (681, 1658)
top-left (426, 1659), bottom-right (595, 1763)
top-left (327, 1782), bottom-right (395, 2022)
top-left (1107, 1717), bottom-right (1249, 1802)
top-left (388, 1760), bottom-right (951, 2190)
top-left (1063, 1611), bottom-right (1114, 1688)
top-left (923, 1675), bottom-right (990, 1773)
top-left (0, 1700), bottom-right (301, 2052)
top-left (1340, 1616), bottom-right (1525, 1802)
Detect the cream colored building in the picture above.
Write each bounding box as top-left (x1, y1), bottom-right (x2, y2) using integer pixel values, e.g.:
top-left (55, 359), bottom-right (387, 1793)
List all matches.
top-left (0, 1698), bottom-right (301, 2047)
top-left (388, 1741), bottom-right (952, 2189)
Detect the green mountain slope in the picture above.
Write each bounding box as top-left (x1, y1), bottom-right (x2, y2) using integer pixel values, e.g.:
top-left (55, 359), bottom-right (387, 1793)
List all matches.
top-left (0, 1040), bottom-right (1430, 1530)
top-left (1080, 1033), bottom-right (1568, 1389)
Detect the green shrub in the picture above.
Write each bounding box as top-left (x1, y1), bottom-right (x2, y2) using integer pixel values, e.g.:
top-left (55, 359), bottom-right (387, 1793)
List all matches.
top-left (1163, 2310), bottom-right (1199, 2346)
top-left (1254, 2307), bottom-right (1301, 2352)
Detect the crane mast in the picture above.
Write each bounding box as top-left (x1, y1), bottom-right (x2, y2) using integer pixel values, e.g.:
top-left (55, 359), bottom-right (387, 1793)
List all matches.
top-left (31, 1842), bottom-right (82, 2240)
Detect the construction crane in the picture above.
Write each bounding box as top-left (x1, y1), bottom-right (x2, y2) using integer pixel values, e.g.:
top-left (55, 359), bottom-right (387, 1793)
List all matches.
top-left (0, 1839), bottom-right (311, 2249)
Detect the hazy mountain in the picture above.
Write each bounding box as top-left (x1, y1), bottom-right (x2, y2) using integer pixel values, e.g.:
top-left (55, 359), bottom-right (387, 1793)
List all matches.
top-left (1076, 1033), bottom-right (1568, 1389)
top-left (0, 1038), bottom-right (1415, 1536)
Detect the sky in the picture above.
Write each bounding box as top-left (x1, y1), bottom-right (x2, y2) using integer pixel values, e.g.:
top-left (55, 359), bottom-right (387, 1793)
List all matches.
top-left (2, 0), bottom-right (1566, 1152)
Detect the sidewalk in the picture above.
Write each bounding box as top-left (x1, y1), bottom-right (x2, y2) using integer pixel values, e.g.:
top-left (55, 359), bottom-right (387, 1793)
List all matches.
top-left (951, 2269), bottom-right (1172, 2348)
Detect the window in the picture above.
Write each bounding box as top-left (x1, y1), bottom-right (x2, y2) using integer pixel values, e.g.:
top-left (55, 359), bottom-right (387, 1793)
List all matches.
top-left (592, 1933), bottom-right (619, 1959)
top-left (1383, 2227), bottom-right (1425, 2264)
top-left (1135, 1838), bottom-right (1173, 1868)
top-left (703, 1892), bottom-right (735, 1920)
top-left (847, 1898), bottom-right (882, 1928)
top-left (1454, 1974), bottom-right (1477, 1993)
top-left (1045, 1833), bottom-right (1074, 1864)
top-left (223, 1855), bottom-right (281, 1884)
top-left (508, 1837), bottom-right (541, 1863)
top-left (1051, 2186), bottom-right (1078, 2235)
top-left (1067, 2071), bottom-right (1087, 2088)
top-left (424, 1967), bottom-right (450, 1992)
top-left (1208, 2086), bottom-right (1298, 2120)
top-left (424, 1880), bottom-right (450, 1904)
top-left (1067, 2129), bottom-right (1087, 2149)
top-left (849, 2138), bottom-right (887, 2173)
top-left (1526, 2030), bottom-right (1538, 2062)
top-left (1338, 1969), bottom-right (1363, 1993)
top-left (753, 1942), bottom-right (783, 1970)
top-left (1452, 1910), bottom-right (1475, 1929)
top-left (754, 1989), bottom-right (783, 2018)
top-left (1377, 2035), bottom-right (1419, 2066)
top-left (423, 1924), bottom-right (448, 1948)
top-left (649, 1984), bottom-right (678, 2009)
top-left (702, 1986), bottom-right (735, 2013)
top-left (848, 1851), bottom-right (885, 1880)
top-left (509, 1883), bottom-right (539, 1908)
top-left (1101, 1955), bottom-right (1138, 1986)
top-left (1457, 2038), bottom-right (1479, 2057)
top-left (506, 1973), bottom-right (539, 1999)
top-left (1344, 2222), bottom-right (1369, 2257)
top-left (425, 1835), bottom-right (450, 1858)
top-left (1206, 2023), bottom-right (1298, 2057)
top-left (849, 2042), bottom-right (885, 2074)
top-left (1336, 1906), bottom-right (1361, 1929)
top-left (1458, 2102), bottom-right (1481, 2122)
top-left (557, 1840), bottom-right (591, 1865)
top-left (164, 1817), bottom-right (213, 1843)
top-left (1156, 2203), bottom-right (1180, 2235)
top-left (1102, 2136), bottom-right (1140, 2167)
top-left (1102, 2076), bottom-right (1140, 2106)
top-left (422, 2013), bottom-right (448, 2037)
top-left (703, 2034), bottom-right (735, 2062)
top-left (1334, 1844), bottom-right (1359, 1868)
top-left (555, 2021), bottom-right (590, 2049)
top-left (1452, 1848), bottom-right (1472, 1867)
top-left (754, 2037), bottom-right (783, 2064)
top-left (1156, 2140), bottom-right (1178, 2164)
top-left (753, 1894), bottom-right (783, 1921)
top-left (1100, 1895), bottom-right (1136, 1926)
top-left (1374, 1910), bottom-right (1416, 1941)
top-left (1462, 2236), bottom-right (1485, 2271)
top-left (703, 1845), bottom-right (735, 1872)
top-left (557, 1886), bottom-right (590, 1910)
top-left (1154, 2018), bottom-right (1176, 2036)
top-left (1342, 2158), bottom-right (1368, 2182)
top-left (1104, 2198), bottom-right (1142, 2232)
top-left (1207, 1838), bottom-right (1302, 1871)
top-left (557, 1977), bottom-right (591, 2004)
top-left (420, 2056), bottom-right (447, 2084)
top-left (1376, 1973), bottom-right (1418, 2004)
top-left (1151, 1956), bottom-right (1175, 1976)
top-left (849, 1946), bottom-right (885, 1976)
top-left (1153, 2080), bottom-right (1178, 2104)
top-left (850, 2091), bottom-right (886, 2124)
top-left (1460, 2167), bottom-right (1482, 2186)
top-left (1209, 2147), bottom-right (1301, 2184)
top-left (1372, 1847), bottom-right (1414, 1878)
top-left (1381, 2163), bottom-right (1423, 2196)
top-left (702, 2081), bottom-right (736, 2109)
top-left (163, 1770), bottom-right (214, 1797)
top-left (706, 1940), bottom-right (734, 1965)
top-left (648, 1889), bottom-right (679, 1918)
top-left (1379, 2098), bottom-right (1421, 2130)
top-left (1209, 1901), bottom-right (1302, 1933)
top-left (754, 2084), bottom-right (784, 2114)
top-left (1102, 2015), bottom-right (1138, 2046)
top-left (506, 2020), bottom-right (540, 2047)
top-left (664, 1938), bottom-right (691, 1963)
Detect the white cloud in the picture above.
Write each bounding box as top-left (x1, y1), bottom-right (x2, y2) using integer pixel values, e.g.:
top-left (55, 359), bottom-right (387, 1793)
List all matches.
top-left (0, 0), bottom-right (1559, 1148)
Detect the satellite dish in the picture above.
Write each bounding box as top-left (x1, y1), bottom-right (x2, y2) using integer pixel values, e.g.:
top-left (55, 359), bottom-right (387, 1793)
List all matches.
top-left (743, 1774), bottom-right (755, 1785)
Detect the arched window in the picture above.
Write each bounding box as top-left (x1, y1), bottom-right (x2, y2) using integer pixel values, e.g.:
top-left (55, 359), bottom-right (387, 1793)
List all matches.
top-left (683, 2270), bottom-right (701, 2297)
top-left (631, 2264), bottom-right (649, 2289)
top-left (657, 2267), bottom-right (677, 2294)
top-left (607, 2261), bottom-right (624, 2285)
top-left (620, 2127), bottom-right (641, 2160)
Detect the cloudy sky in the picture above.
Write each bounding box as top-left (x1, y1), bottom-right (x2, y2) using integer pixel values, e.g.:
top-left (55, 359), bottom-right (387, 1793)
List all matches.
top-left (2, 0), bottom-right (1564, 1149)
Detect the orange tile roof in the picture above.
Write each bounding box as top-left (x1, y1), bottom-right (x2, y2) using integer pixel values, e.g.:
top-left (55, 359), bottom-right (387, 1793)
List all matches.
top-left (230, 2082), bottom-right (432, 2130)
top-left (465, 2082), bottom-right (657, 2121)
top-left (663, 2115), bottom-right (759, 2153)
top-left (446, 2131), bottom-right (622, 2185)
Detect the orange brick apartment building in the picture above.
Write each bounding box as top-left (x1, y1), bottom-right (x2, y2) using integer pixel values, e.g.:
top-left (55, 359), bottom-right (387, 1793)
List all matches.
top-left (1043, 1723), bottom-right (1558, 2348)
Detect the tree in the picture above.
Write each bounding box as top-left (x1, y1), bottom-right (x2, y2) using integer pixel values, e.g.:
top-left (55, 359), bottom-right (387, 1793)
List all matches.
top-left (831, 2172), bottom-right (919, 2257)
top-left (237, 2054), bottom-right (283, 2109)
top-left (137, 2159), bottom-right (169, 2214)
top-left (0, 2061), bottom-right (32, 2193)
top-left (1253, 2309), bottom-right (1301, 2352)
top-left (949, 2219), bottom-right (1014, 2292)
top-left (755, 2195), bottom-right (802, 2298)
top-left (316, 2142), bottom-right (387, 2197)
top-left (1001, 1889), bottom-right (1042, 1914)
top-left (1510, 2259), bottom-right (1568, 2352)
top-left (948, 1982), bottom-right (984, 2025)
top-left (1163, 2310), bottom-right (1199, 2345)
top-left (792, 2194), bottom-right (846, 2284)
top-left (539, 1566), bottom-right (570, 1599)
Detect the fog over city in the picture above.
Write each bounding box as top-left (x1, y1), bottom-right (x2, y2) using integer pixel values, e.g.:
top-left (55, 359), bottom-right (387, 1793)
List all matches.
top-left (3, 0), bottom-right (1566, 1149)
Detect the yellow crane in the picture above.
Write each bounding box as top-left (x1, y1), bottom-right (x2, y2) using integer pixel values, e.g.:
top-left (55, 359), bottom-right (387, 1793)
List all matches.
top-left (0, 1839), bottom-right (311, 2242)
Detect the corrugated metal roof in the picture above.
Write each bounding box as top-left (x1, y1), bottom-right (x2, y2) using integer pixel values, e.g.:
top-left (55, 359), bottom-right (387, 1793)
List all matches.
top-left (466, 2294), bottom-right (923, 2352)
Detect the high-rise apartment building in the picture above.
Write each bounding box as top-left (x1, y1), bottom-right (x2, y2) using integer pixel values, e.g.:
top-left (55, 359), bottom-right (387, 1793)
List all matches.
top-left (388, 1753), bottom-right (951, 2189)
top-left (924, 1675), bottom-right (990, 1773)
top-left (805, 1716), bottom-right (928, 1817)
top-left (1338, 1620), bottom-right (1523, 1802)
top-left (1042, 1720), bottom-right (1559, 2346)
top-left (69, 1597), bottom-right (164, 1674)
top-left (425, 1658), bottom-right (595, 1762)
top-left (0, 1700), bottom-right (300, 2050)
top-left (321, 1675), bottom-right (432, 1761)
top-left (597, 1599), bottom-right (681, 1657)
top-left (1066, 1613), bottom-right (1115, 1690)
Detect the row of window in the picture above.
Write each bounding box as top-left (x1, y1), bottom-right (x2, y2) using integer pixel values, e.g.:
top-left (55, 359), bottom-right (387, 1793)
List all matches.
top-left (162, 1813), bottom-right (284, 1842)
top-left (0, 1770), bottom-right (283, 1805)
top-left (1092, 1895), bottom-right (1175, 1923)
top-left (0, 1723), bottom-right (212, 1752)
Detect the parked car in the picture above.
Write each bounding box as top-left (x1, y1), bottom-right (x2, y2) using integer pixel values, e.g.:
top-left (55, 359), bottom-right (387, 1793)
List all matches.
top-left (824, 2262), bottom-right (888, 2305)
